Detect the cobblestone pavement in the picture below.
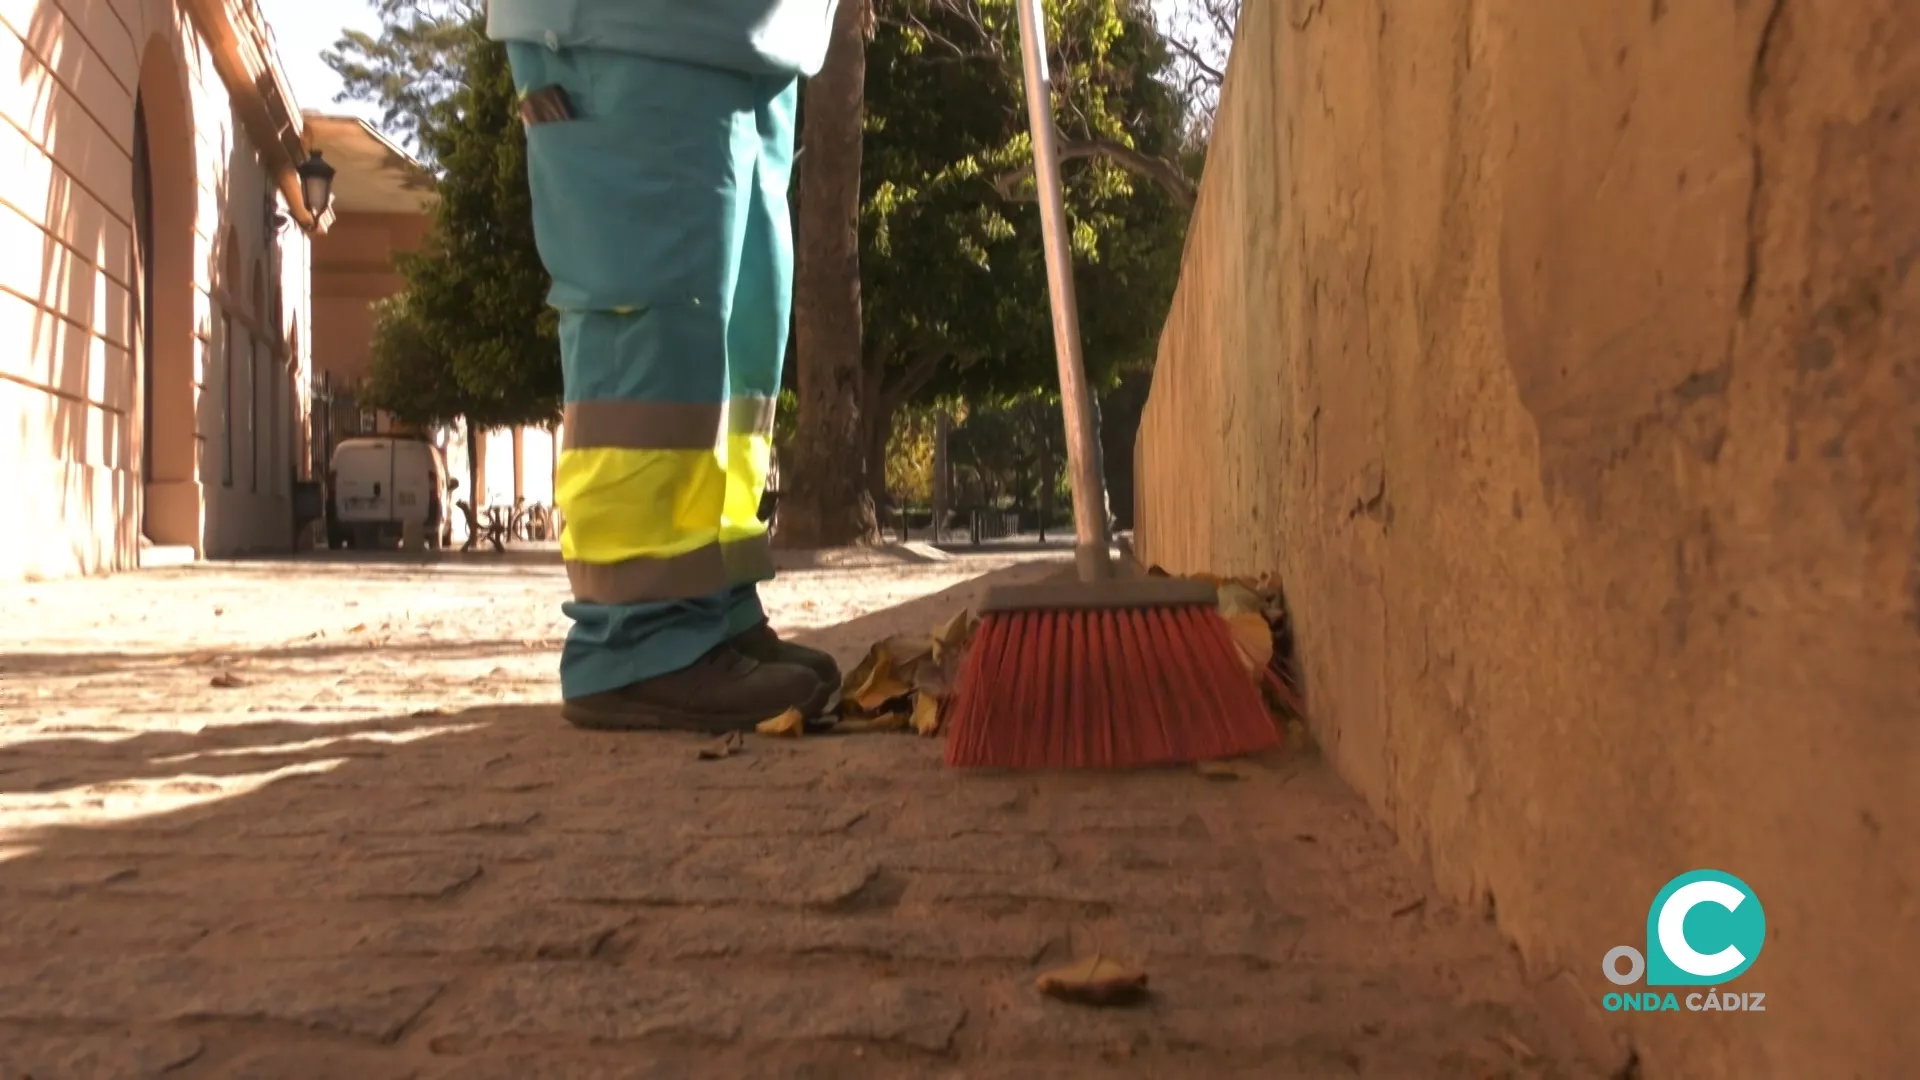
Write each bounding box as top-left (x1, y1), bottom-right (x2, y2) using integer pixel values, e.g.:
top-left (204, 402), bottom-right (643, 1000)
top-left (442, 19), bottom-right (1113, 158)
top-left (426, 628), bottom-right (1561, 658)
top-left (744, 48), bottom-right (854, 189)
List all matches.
top-left (0, 548), bottom-right (1599, 1078)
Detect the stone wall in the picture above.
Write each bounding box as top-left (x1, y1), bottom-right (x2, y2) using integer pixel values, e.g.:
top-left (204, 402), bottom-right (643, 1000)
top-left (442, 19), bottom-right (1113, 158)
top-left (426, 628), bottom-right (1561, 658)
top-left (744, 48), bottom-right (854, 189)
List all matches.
top-left (1134, 0), bottom-right (1916, 1074)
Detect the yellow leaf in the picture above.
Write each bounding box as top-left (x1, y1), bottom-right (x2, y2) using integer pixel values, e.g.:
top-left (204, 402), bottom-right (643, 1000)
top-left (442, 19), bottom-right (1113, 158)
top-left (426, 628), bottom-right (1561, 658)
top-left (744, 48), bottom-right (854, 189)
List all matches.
top-left (1035, 954), bottom-right (1149, 1006)
top-left (910, 692), bottom-right (941, 736)
top-left (1226, 611), bottom-right (1274, 674)
top-left (849, 650), bottom-right (912, 713)
top-left (755, 707), bottom-right (805, 738)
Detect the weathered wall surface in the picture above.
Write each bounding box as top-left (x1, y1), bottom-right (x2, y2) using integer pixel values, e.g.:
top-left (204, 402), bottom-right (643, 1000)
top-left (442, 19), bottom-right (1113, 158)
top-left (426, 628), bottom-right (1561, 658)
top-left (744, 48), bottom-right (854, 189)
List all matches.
top-left (1135, 0), bottom-right (1917, 1075)
top-left (0, 0), bottom-right (313, 581)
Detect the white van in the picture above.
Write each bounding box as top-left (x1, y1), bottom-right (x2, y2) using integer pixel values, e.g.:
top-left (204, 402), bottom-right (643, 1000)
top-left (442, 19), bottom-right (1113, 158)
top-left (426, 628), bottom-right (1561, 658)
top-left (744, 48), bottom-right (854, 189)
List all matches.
top-left (325, 436), bottom-right (453, 549)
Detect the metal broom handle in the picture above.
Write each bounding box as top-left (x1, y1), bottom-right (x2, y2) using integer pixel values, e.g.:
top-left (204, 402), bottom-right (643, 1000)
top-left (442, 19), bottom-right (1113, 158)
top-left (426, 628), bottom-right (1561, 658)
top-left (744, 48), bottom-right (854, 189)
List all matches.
top-left (1015, 0), bottom-right (1114, 582)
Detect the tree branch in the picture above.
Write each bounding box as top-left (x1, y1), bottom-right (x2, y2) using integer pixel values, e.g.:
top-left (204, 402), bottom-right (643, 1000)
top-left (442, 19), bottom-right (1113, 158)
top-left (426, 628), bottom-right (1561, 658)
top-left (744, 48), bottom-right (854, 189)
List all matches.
top-left (1163, 34), bottom-right (1226, 85)
top-left (994, 139), bottom-right (1196, 208)
top-left (879, 350), bottom-right (949, 412)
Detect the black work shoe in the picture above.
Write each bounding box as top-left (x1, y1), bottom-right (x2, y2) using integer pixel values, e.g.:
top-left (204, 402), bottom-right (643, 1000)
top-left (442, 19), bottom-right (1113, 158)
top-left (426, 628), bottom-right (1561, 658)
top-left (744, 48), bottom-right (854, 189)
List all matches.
top-left (730, 621), bottom-right (842, 696)
top-left (561, 644), bottom-right (824, 734)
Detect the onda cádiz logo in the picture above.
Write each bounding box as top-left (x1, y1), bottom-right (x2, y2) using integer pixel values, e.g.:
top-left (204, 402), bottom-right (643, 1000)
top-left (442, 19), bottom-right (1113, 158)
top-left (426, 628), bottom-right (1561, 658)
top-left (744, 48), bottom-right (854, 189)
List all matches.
top-left (1601, 869), bottom-right (1767, 1014)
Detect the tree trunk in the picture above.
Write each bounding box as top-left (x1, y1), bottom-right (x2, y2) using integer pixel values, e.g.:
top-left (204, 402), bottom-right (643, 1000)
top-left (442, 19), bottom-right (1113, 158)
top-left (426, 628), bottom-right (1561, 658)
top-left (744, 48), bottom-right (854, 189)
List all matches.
top-left (932, 410), bottom-right (950, 544)
top-left (465, 416), bottom-right (480, 506)
top-left (779, 0), bottom-right (877, 549)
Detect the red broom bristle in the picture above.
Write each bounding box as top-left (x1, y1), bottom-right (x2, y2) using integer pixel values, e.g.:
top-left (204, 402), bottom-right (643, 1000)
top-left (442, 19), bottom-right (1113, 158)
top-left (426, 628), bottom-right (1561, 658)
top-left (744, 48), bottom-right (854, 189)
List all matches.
top-left (942, 605), bottom-right (1281, 769)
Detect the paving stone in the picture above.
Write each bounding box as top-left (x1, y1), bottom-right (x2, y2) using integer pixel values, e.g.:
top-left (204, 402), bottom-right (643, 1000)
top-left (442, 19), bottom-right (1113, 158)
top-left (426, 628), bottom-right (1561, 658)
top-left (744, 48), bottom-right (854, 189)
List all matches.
top-left (648, 911), bottom-right (1057, 964)
top-left (1097, 909), bottom-right (1309, 966)
top-left (101, 854), bottom-right (483, 901)
top-left (419, 1051), bottom-right (690, 1080)
top-left (904, 868), bottom-right (1254, 915)
top-left (0, 902), bottom-right (216, 957)
top-left (673, 797), bottom-right (869, 839)
top-left (0, 956), bottom-right (445, 1041)
top-left (198, 905), bottom-right (630, 962)
top-left (428, 967), bottom-right (732, 1046)
top-left (536, 838), bottom-right (877, 908)
top-left (431, 964), bottom-right (966, 1053)
top-left (204, 802), bottom-right (545, 839)
top-left (0, 1028), bottom-right (204, 1078)
top-left (0, 860), bottom-right (140, 899)
top-left (875, 833), bottom-right (1059, 876)
top-left (211, 1042), bottom-right (425, 1079)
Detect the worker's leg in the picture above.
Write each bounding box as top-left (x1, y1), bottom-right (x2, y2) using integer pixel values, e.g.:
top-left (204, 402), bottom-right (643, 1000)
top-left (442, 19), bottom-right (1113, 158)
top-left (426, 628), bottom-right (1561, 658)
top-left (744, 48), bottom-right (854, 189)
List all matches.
top-left (714, 77), bottom-right (840, 688)
top-left (506, 42), bottom-right (822, 729)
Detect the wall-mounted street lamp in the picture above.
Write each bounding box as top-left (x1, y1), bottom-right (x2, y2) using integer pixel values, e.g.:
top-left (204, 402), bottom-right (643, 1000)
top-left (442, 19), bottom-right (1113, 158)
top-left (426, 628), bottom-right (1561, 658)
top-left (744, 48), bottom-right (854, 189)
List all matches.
top-left (297, 150), bottom-right (336, 220)
top-left (270, 150), bottom-right (339, 233)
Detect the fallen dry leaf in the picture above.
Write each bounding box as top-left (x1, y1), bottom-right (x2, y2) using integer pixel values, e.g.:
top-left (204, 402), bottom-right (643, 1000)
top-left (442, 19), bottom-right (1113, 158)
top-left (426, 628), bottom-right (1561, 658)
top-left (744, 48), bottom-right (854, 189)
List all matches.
top-left (1194, 760), bottom-right (1243, 781)
top-left (910, 692), bottom-right (941, 737)
top-left (1215, 581), bottom-right (1264, 618)
top-left (848, 650), bottom-right (913, 714)
top-left (929, 608), bottom-right (974, 661)
top-left (209, 671), bottom-right (246, 689)
top-left (1035, 954), bottom-right (1149, 1007)
top-left (755, 707), bottom-right (805, 738)
top-left (346, 623), bottom-right (368, 634)
top-left (1226, 611), bottom-right (1274, 674)
top-left (882, 633), bottom-right (934, 668)
top-left (696, 731), bottom-right (748, 759)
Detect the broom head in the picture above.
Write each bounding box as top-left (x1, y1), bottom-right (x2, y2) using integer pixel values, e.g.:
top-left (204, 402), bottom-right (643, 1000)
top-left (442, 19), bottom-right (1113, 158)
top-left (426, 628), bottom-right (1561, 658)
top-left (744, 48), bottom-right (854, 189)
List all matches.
top-left (943, 577), bottom-right (1282, 769)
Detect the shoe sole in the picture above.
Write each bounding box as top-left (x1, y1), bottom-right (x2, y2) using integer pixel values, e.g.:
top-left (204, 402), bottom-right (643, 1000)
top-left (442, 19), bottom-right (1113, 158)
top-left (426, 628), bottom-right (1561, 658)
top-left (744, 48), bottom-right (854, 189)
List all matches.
top-left (561, 676), bottom-right (837, 735)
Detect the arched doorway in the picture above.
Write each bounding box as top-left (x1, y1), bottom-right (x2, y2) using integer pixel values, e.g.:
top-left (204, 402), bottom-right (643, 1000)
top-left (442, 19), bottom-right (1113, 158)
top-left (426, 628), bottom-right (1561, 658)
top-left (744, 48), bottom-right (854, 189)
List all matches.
top-left (134, 36), bottom-right (199, 549)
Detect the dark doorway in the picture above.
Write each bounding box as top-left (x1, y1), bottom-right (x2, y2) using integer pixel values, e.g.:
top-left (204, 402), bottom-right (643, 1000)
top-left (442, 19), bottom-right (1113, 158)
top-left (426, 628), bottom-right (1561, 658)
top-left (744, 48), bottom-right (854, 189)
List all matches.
top-left (132, 92), bottom-right (157, 535)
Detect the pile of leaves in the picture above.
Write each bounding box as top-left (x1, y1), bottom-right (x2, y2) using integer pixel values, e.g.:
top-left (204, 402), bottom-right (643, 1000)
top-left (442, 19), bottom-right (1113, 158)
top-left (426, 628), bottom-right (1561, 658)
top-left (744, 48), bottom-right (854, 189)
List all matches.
top-left (755, 609), bottom-right (977, 739)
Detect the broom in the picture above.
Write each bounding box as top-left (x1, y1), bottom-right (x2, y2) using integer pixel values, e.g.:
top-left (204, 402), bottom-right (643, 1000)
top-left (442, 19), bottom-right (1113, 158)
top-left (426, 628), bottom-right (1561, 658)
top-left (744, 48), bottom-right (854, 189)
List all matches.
top-left (941, 0), bottom-right (1280, 770)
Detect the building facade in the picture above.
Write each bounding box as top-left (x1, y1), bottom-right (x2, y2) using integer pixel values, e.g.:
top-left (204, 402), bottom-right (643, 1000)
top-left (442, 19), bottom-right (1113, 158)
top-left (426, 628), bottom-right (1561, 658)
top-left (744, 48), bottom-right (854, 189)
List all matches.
top-left (1, 0), bottom-right (325, 583)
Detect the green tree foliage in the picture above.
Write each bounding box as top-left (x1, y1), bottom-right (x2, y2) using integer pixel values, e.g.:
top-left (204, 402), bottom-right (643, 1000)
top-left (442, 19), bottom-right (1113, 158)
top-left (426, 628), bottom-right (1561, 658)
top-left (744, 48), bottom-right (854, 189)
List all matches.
top-left (359, 19), bottom-right (560, 432)
top-left (323, 0), bottom-right (483, 162)
top-left (856, 0), bottom-right (1193, 500)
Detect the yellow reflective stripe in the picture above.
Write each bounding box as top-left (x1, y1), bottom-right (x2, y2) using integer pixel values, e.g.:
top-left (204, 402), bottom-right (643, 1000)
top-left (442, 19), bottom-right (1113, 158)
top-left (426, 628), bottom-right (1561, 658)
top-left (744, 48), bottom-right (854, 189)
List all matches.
top-left (720, 432), bottom-right (772, 543)
top-left (557, 447), bottom-right (726, 562)
top-left (564, 533), bottom-right (773, 604)
top-left (563, 400), bottom-right (722, 451)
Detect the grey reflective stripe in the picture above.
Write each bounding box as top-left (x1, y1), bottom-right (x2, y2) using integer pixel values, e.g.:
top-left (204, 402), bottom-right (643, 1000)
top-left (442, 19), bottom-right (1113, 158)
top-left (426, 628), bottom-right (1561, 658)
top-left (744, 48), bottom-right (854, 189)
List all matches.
top-left (722, 531), bottom-right (774, 585)
top-left (565, 533), bottom-right (774, 605)
top-left (728, 395), bottom-right (778, 437)
top-left (562, 400), bottom-right (722, 451)
top-left (561, 397), bottom-right (776, 450)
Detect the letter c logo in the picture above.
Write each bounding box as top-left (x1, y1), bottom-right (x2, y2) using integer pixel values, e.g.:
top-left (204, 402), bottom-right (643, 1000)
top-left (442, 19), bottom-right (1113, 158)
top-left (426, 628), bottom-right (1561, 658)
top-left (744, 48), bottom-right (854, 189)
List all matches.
top-left (1644, 869), bottom-right (1766, 987)
top-left (1658, 879), bottom-right (1748, 977)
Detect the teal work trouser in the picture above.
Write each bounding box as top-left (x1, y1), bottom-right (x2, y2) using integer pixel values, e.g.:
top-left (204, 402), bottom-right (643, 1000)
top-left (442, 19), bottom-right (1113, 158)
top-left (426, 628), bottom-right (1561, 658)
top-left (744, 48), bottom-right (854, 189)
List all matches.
top-left (504, 42), bottom-right (798, 700)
